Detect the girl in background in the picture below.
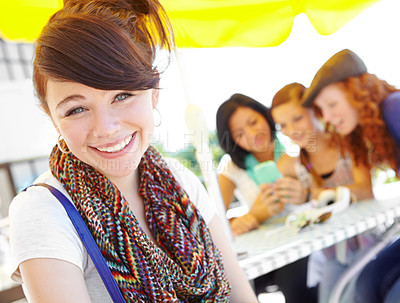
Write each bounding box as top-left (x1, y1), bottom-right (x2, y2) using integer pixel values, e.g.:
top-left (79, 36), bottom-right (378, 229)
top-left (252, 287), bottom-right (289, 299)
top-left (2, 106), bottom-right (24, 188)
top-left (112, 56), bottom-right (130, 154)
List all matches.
top-left (271, 82), bottom-right (373, 303)
top-left (216, 93), bottom-right (316, 302)
top-left (217, 93), bottom-right (288, 236)
top-left (302, 48), bottom-right (400, 303)
top-left (271, 82), bottom-right (373, 202)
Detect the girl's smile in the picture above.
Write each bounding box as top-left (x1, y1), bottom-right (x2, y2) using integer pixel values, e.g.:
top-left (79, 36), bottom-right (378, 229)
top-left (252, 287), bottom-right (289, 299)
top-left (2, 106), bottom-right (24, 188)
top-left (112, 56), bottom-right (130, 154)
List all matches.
top-left (91, 133), bottom-right (136, 158)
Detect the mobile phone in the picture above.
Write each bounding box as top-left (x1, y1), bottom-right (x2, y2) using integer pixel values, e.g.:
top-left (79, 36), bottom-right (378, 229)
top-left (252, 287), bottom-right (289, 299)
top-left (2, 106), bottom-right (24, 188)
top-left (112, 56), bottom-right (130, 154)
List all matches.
top-left (253, 160), bottom-right (282, 185)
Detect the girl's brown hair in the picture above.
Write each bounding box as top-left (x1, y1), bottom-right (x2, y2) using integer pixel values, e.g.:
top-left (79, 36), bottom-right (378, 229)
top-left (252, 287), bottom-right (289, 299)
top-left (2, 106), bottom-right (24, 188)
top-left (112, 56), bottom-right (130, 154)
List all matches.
top-left (339, 73), bottom-right (399, 175)
top-left (272, 83), bottom-right (342, 186)
top-left (33, 0), bottom-right (174, 114)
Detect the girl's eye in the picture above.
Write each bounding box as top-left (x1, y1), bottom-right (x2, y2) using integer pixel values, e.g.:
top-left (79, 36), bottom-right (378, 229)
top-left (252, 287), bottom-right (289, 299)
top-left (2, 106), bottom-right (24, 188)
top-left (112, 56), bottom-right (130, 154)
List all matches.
top-left (249, 119), bottom-right (257, 126)
top-left (66, 107), bottom-right (85, 116)
top-left (328, 102), bottom-right (337, 108)
top-left (115, 93), bottom-right (132, 102)
top-left (294, 115), bottom-right (303, 122)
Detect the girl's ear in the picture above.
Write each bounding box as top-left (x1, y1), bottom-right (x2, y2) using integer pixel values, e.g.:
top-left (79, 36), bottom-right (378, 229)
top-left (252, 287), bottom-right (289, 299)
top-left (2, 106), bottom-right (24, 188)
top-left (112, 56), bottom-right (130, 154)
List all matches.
top-left (152, 72), bottom-right (160, 108)
top-left (152, 88), bottom-right (159, 109)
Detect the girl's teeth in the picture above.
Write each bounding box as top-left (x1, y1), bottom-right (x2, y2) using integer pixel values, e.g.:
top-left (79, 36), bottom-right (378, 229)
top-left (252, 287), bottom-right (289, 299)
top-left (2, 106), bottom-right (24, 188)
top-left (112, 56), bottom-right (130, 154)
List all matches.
top-left (96, 135), bottom-right (132, 153)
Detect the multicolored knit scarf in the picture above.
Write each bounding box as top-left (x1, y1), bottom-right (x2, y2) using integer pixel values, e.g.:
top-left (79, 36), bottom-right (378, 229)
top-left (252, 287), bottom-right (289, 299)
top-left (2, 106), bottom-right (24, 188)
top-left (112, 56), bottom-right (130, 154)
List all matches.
top-left (49, 144), bottom-right (231, 302)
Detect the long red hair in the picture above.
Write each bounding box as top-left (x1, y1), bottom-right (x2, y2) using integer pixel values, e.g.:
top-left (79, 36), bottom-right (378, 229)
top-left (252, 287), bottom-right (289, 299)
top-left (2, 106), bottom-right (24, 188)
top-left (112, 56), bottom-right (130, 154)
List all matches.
top-left (338, 73), bottom-right (399, 174)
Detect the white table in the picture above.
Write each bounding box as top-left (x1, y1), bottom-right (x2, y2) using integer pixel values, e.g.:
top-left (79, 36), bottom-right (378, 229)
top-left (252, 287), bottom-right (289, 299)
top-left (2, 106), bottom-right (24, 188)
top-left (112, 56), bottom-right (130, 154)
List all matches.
top-left (234, 197), bottom-right (400, 280)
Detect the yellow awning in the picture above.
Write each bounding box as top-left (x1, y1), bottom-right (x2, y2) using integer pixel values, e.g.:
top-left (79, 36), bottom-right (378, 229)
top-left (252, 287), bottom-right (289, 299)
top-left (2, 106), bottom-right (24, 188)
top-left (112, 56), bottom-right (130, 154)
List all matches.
top-left (0, 0), bottom-right (380, 47)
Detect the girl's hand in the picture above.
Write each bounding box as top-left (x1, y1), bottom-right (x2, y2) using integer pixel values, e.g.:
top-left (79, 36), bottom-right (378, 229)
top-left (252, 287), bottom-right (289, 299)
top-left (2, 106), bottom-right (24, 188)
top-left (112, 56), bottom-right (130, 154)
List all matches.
top-left (249, 184), bottom-right (284, 222)
top-left (230, 213), bottom-right (259, 236)
top-left (274, 177), bottom-right (309, 205)
top-left (230, 184), bottom-right (284, 236)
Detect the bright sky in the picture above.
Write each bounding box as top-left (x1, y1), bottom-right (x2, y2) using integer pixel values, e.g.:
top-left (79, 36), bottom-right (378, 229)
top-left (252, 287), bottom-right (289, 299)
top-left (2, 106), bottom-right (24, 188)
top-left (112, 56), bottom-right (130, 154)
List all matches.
top-left (155, 0), bottom-right (400, 152)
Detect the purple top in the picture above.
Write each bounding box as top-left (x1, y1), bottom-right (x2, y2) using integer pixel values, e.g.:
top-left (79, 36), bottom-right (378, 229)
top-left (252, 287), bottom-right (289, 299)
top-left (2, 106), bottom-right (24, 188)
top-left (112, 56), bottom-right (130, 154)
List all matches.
top-left (382, 91), bottom-right (400, 171)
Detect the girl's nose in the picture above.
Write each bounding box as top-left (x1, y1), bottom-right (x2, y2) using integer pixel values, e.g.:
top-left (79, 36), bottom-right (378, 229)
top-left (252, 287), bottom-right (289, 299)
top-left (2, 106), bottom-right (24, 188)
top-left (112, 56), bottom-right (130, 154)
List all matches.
top-left (286, 124), bottom-right (295, 137)
top-left (247, 127), bottom-right (259, 136)
top-left (91, 108), bottom-right (121, 138)
top-left (322, 109), bottom-right (332, 123)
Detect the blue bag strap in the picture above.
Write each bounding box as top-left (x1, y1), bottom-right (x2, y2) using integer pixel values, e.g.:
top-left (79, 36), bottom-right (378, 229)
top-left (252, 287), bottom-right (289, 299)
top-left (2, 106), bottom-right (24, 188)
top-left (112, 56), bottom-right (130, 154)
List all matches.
top-left (27, 183), bottom-right (126, 302)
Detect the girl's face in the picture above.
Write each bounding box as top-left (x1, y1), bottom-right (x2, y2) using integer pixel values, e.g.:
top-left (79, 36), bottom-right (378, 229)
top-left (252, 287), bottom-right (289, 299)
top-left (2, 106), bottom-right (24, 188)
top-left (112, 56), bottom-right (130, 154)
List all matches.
top-left (314, 83), bottom-right (359, 135)
top-left (271, 100), bottom-right (316, 148)
top-left (46, 80), bottom-right (158, 180)
top-left (228, 106), bottom-right (272, 153)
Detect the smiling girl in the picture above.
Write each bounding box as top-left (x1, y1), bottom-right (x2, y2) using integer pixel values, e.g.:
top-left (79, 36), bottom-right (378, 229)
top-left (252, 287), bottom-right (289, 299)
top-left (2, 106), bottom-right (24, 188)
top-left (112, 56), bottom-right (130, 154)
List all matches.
top-left (302, 48), bottom-right (400, 303)
top-left (8, 1), bottom-right (257, 302)
top-left (216, 93), bottom-right (286, 236)
top-left (271, 82), bottom-right (374, 303)
top-left (271, 82), bottom-right (372, 202)
top-left (302, 49), bottom-right (400, 177)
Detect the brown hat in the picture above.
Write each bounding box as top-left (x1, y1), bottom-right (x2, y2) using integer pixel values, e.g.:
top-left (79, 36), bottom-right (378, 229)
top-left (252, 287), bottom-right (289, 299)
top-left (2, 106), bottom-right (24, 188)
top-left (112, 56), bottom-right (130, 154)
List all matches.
top-left (302, 49), bottom-right (367, 107)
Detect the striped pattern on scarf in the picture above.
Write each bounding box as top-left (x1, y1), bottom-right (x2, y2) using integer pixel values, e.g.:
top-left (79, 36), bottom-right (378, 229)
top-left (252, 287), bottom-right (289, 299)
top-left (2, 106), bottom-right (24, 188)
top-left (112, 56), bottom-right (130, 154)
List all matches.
top-left (49, 144), bottom-right (231, 302)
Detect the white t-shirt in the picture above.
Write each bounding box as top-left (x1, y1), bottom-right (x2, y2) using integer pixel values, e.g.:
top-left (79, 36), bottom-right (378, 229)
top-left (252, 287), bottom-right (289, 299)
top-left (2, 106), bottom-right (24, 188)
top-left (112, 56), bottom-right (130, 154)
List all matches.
top-left (217, 154), bottom-right (260, 207)
top-left (9, 158), bottom-right (216, 302)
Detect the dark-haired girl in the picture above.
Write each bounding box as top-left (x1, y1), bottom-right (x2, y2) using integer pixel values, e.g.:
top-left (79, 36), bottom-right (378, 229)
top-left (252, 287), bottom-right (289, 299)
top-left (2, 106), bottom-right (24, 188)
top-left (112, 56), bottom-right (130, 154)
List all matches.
top-left (216, 93), bottom-right (288, 236)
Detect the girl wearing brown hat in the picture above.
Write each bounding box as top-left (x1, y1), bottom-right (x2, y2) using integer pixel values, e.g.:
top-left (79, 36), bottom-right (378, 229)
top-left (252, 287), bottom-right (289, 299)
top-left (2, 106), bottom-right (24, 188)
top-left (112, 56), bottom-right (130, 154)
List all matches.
top-left (303, 49), bottom-right (400, 303)
top-left (303, 48), bottom-right (400, 179)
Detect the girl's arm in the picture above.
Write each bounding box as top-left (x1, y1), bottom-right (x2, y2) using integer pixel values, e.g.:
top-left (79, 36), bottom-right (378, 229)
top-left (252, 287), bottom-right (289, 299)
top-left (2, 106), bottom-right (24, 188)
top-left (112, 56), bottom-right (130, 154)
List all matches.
top-left (275, 154), bottom-right (310, 204)
top-left (208, 215), bottom-right (259, 303)
top-left (20, 258), bottom-right (91, 303)
top-left (231, 185), bottom-right (284, 235)
top-left (276, 153), bottom-right (297, 178)
top-left (347, 162), bottom-right (373, 201)
top-left (217, 174), bottom-right (236, 210)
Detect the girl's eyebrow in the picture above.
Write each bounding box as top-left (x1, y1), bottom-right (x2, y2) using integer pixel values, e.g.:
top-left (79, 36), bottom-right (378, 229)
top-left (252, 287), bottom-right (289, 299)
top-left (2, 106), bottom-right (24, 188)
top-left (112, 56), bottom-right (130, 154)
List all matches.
top-left (56, 94), bottom-right (85, 110)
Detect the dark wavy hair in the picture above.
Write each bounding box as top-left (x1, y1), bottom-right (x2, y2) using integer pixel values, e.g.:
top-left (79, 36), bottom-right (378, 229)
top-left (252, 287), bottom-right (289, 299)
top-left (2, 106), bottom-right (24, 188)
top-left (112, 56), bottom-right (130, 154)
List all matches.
top-left (216, 93), bottom-right (276, 169)
top-left (33, 0), bottom-right (174, 114)
top-left (337, 73), bottom-right (399, 175)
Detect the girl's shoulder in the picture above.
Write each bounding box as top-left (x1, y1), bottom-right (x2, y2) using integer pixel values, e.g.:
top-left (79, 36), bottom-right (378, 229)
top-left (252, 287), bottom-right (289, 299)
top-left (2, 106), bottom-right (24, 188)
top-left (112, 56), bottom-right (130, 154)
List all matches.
top-left (10, 171), bottom-right (71, 217)
top-left (9, 171), bottom-right (86, 283)
top-left (217, 154), bottom-right (244, 174)
top-left (382, 91), bottom-right (400, 148)
top-left (276, 153), bottom-right (298, 177)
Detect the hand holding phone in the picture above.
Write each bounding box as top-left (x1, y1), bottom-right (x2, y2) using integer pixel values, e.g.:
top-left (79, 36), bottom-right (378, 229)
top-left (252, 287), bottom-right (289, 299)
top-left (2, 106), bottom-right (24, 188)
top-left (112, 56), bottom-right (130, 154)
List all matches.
top-left (253, 160), bottom-right (282, 185)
